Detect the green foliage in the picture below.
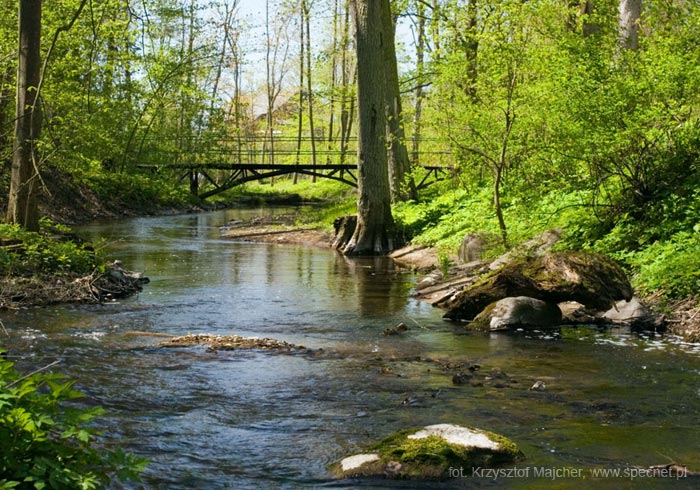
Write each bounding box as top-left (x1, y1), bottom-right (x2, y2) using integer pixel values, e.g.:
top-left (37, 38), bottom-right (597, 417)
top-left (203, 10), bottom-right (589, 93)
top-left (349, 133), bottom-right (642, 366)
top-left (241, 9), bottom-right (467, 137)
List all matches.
top-left (81, 171), bottom-right (194, 210)
top-left (437, 249), bottom-right (451, 277)
top-left (226, 178), bottom-right (352, 204)
top-left (627, 231), bottom-right (700, 299)
top-left (0, 352), bottom-right (147, 489)
top-left (393, 188), bottom-right (492, 248)
top-left (0, 222), bottom-right (102, 277)
top-left (397, 0), bottom-right (700, 302)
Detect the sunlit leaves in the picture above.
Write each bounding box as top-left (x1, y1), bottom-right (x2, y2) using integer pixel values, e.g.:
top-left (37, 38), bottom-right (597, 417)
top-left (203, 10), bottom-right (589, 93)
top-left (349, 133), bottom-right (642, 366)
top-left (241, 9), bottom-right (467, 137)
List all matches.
top-left (0, 353), bottom-right (147, 489)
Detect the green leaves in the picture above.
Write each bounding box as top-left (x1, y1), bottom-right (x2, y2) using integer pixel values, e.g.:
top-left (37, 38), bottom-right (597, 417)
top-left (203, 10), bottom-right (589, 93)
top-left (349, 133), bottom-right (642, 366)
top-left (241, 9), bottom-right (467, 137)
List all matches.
top-left (0, 353), bottom-right (147, 489)
top-left (0, 222), bottom-right (99, 277)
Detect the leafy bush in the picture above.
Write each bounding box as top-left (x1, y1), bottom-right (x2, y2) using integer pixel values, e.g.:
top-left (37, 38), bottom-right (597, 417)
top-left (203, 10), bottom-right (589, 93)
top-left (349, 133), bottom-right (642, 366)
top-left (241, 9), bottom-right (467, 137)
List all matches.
top-left (0, 352), bottom-right (147, 489)
top-left (0, 222), bottom-right (102, 277)
top-left (84, 171), bottom-right (193, 209)
top-left (627, 230), bottom-right (700, 299)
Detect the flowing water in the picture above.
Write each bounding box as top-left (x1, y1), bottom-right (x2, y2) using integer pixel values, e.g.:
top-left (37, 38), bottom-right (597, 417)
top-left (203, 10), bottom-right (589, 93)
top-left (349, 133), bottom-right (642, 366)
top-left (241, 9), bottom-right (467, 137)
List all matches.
top-left (2, 209), bottom-right (699, 489)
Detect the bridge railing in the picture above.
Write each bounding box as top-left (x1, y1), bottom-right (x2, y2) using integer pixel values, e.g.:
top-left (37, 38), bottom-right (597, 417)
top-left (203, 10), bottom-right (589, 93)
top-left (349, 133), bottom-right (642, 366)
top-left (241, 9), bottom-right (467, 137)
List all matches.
top-left (136, 135), bottom-right (452, 168)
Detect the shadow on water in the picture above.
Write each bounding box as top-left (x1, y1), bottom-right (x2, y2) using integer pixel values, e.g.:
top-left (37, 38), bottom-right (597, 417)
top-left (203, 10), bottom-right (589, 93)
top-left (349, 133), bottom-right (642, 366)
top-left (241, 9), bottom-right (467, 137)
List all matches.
top-left (2, 208), bottom-right (700, 489)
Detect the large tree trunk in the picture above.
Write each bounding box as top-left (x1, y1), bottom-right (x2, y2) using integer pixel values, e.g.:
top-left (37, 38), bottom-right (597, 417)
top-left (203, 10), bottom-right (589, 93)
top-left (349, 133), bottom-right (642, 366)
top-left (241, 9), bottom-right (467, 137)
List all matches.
top-left (7, 0), bottom-right (42, 231)
top-left (619, 0), bottom-right (642, 50)
top-left (381, 0), bottom-right (415, 202)
top-left (343, 0), bottom-right (402, 256)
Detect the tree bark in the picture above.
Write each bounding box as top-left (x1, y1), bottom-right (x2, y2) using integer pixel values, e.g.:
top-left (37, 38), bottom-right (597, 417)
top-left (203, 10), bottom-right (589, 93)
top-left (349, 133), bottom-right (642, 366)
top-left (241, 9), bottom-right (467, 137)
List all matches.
top-left (567, 1), bottom-right (598, 36)
top-left (411, 0), bottom-right (425, 170)
top-left (7, 0), bottom-right (42, 231)
top-left (343, 0), bottom-right (402, 255)
top-left (0, 66), bottom-right (13, 171)
top-left (464, 0), bottom-right (478, 100)
top-left (339, 0), bottom-right (353, 165)
top-left (294, 3), bottom-right (305, 183)
top-left (619, 0), bottom-right (642, 50)
top-left (382, 0), bottom-right (416, 202)
top-left (302, 0), bottom-right (317, 182)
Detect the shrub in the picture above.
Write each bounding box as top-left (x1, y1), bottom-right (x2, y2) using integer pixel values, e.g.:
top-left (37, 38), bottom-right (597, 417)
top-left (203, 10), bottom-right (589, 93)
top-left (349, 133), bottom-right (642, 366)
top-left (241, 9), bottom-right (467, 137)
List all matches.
top-left (0, 222), bottom-right (101, 277)
top-left (627, 230), bottom-right (700, 299)
top-left (0, 352), bottom-right (147, 489)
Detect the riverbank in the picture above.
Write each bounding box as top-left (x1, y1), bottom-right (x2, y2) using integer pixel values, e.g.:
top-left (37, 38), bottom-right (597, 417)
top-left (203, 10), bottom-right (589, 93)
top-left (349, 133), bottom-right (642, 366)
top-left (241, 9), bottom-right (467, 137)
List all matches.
top-left (387, 240), bottom-right (700, 342)
top-left (0, 261), bottom-right (148, 310)
top-left (220, 212), bottom-right (335, 248)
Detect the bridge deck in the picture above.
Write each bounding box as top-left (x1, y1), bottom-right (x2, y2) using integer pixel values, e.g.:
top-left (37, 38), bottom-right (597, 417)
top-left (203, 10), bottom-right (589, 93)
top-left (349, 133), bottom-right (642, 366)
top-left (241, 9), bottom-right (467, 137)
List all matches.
top-left (137, 163), bottom-right (358, 171)
top-left (136, 162), bottom-right (453, 199)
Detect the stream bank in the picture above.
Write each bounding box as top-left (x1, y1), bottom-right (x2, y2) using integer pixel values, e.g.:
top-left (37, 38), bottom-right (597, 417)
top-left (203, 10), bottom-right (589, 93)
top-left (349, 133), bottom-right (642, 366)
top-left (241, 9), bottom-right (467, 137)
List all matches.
top-left (388, 238), bottom-right (700, 342)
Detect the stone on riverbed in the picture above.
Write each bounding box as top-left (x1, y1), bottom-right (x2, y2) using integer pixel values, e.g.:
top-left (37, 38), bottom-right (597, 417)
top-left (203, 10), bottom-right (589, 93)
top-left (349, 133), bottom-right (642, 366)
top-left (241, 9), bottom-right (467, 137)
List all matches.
top-left (470, 296), bottom-right (562, 331)
top-left (331, 424), bottom-right (522, 480)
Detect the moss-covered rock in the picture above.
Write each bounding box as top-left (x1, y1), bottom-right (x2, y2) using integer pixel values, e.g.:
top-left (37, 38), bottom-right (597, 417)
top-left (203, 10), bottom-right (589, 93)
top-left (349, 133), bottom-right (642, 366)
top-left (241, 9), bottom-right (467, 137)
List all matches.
top-left (444, 251), bottom-right (632, 321)
top-left (330, 424), bottom-right (523, 480)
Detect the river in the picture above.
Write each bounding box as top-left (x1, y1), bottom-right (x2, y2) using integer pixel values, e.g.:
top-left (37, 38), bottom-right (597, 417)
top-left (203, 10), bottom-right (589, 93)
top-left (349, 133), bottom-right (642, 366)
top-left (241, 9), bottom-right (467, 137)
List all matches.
top-left (2, 209), bottom-right (700, 489)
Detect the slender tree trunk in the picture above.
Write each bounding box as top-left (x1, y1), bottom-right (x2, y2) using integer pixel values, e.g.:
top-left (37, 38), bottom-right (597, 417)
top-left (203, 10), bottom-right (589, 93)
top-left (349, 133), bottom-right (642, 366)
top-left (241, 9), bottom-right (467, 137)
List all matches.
top-left (265, 0), bottom-right (275, 180)
top-left (303, 0), bottom-right (317, 182)
top-left (211, 2), bottom-right (236, 114)
top-left (430, 0), bottom-right (441, 59)
top-left (7, 0), bottom-right (42, 231)
top-left (343, 0), bottom-right (401, 256)
top-left (411, 0), bottom-right (425, 170)
top-left (185, 0), bottom-right (197, 193)
top-left (464, 0), bottom-right (478, 100)
top-left (619, 0), bottom-right (642, 50)
top-left (326, 0), bottom-right (340, 164)
top-left (579, 1), bottom-right (598, 37)
top-left (342, 68), bottom-right (356, 163)
top-left (493, 165), bottom-right (507, 249)
top-left (294, 8), bottom-right (304, 184)
top-left (382, 0), bottom-right (415, 202)
top-left (339, 0), bottom-right (352, 165)
top-left (0, 66), bottom-right (14, 171)
top-left (228, 30), bottom-right (243, 163)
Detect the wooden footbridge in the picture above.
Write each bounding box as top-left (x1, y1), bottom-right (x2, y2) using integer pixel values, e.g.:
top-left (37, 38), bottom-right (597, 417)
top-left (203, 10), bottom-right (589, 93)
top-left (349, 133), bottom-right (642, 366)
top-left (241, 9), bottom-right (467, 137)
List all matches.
top-left (136, 136), bottom-right (453, 200)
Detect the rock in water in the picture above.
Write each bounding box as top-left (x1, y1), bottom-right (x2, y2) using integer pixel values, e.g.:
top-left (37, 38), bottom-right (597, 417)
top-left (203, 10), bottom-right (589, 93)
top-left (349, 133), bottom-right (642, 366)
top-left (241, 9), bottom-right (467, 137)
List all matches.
top-left (444, 251), bottom-right (632, 321)
top-left (470, 296), bottom-right (562, 331)
top-left (601, 297), bottom-right (663, 328)
top-left (383, 322), bottom-right (409, 336)
top-left (330, 424), bottom-right (522, 480)
top-left (530, 381), bottom-right (547, 391)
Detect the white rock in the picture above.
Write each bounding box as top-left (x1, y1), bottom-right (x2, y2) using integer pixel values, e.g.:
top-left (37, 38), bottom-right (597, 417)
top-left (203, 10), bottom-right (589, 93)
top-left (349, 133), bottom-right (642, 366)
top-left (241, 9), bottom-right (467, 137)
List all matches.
top-left (407, 424), bottom-right (500, 451)
top-left (340, 453), bottom-right (380, 472)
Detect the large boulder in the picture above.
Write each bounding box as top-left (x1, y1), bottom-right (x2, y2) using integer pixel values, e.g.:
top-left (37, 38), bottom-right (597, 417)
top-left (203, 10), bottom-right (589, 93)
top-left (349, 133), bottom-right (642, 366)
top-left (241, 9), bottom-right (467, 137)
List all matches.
top-left (331, 424), bottom-right (522, 480)
top-left (470, 296), bottom-right (562, 331)
top-left (444, 251), bottom-right (632, 321)
top-left (488, 228), bottom-right (562, 271)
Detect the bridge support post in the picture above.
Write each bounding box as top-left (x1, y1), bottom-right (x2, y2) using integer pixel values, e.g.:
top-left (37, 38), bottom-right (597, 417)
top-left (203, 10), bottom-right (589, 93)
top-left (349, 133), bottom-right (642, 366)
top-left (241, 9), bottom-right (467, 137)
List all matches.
top-left (189, 170), bottom-right (199, 195)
